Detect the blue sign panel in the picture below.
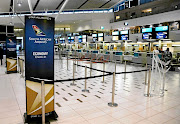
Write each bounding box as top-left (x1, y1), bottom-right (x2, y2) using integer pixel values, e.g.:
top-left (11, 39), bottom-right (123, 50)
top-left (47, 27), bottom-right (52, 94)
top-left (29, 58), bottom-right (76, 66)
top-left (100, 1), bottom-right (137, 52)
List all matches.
top-left (121, 35), bottom-right (128, 40)
top-left (155, 26), bottom-right (168, 32)
top-left (6, 36), bottom-right (17, 73)
top-left (156, 32), bottom-right (168, 39)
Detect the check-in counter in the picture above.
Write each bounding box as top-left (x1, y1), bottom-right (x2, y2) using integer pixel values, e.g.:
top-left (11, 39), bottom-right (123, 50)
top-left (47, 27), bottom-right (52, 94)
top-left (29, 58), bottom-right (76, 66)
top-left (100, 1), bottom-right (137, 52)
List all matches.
top-left (147, 53), bottom-right (162, 65)
top-left (114, 51), bottom-right (124, 63)
top-left (84, 50), bottom-right (90, 58)
top-left (123, 55), bottom-right (133, 61)
top-left (91, 50), bottom-right (99, 60)
top-left (132, 52), bottom-right (147, 64)
top-left (103, 52), bottom-right (110, 61)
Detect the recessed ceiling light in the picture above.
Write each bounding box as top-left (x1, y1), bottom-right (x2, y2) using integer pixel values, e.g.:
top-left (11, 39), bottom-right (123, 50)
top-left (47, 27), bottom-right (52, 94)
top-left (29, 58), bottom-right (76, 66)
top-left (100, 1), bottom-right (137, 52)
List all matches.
top-left (18, 3), bottom-right (22, 6)
top-left (74, 22), bottom-right (75, 23)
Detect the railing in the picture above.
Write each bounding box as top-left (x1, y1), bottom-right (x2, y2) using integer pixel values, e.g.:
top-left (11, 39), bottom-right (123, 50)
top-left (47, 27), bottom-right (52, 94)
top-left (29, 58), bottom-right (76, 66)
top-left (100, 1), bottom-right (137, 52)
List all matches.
top-left (0, 8), bottom-right (113, 18)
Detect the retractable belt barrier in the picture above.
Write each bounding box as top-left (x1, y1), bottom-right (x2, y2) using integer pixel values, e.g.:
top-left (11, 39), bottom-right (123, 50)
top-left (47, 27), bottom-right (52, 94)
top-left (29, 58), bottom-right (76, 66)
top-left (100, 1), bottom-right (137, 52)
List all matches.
top-left (29, 63), bottom-right (150, 83)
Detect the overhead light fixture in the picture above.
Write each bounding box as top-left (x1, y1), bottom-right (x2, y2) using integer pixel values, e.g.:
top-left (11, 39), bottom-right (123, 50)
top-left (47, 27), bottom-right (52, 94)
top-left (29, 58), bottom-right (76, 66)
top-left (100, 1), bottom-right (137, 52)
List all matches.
top-left (17, 0), bottom-right (22, 7)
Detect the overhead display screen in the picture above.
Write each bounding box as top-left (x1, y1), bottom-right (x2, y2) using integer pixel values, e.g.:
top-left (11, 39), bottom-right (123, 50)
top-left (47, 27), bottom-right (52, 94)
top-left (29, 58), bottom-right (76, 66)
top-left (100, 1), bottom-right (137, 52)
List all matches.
top-left (121, 35), bottom-right (128, 40)
top-left (156, 32), bottom-right (168, 39)
top-left (142, 28), bottom-right (152, 33)
top-left (112, 36), bottom-right (119, 41)
top-left (92, 34), bottom-right (97, 37)
top-left (120, 30), bottom-right (128, 35)
top-left (112, 31), bottom-right (119, 35)
top-left (142, 33), bottom-right (153, 39)
top-left (155, 26), bottom-right (168, 32)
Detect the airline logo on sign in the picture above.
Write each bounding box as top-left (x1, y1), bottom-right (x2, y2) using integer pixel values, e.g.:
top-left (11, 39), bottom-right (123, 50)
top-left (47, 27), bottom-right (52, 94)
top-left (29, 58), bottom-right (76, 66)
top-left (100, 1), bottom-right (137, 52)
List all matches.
top-left (32, 25), bottom-right (46, 36)
top-left (9, 39), bottom-right (13, 43)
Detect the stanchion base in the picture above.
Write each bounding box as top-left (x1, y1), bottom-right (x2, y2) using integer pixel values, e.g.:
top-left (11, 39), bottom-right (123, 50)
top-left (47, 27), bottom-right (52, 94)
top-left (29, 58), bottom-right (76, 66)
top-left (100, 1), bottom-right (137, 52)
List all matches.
top-left (108, 102), bottom-right (118, 107)
top-left (144, 94), bottom-right (152, 97)
top-left (70, 83), bottom-right (76, 86)
top-left (82, 89), bottom-right (89, 93)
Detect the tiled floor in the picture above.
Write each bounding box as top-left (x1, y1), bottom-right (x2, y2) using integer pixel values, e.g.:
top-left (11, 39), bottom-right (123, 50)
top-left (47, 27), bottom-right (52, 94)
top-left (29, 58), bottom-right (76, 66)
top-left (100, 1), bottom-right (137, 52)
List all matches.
top-left (0, 55), bottom-right (180, 124)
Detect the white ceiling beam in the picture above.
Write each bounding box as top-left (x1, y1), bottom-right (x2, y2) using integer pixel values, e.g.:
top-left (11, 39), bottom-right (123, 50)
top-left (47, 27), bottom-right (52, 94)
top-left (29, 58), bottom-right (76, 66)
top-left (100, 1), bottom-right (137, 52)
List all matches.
top-left (28, 0), bottom-right (33, 15)
top-left (55, 0), bottom-right (69, 21)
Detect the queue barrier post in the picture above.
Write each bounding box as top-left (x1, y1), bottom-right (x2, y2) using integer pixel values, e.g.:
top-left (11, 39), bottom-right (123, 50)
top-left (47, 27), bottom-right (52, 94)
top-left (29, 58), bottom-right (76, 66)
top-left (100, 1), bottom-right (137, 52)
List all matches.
top-left (82, 66), bottom-right (89, 93)
top-left (123, 60), bottom-right (127, 80)
top-left (144, 68), bottom-right (151, 97)
top-left (144, 63), bottom-right (148, 85)
top-left (101, 62), bottom-right (105, 83)
top-left (115, 60), bottom-right (117, 73)
top-left (41, 80), bottom-right (45, 124)
top-left (90, 61), bottom-right (92, 77)
top-left (70, 62), bottom-right (76, 86)
top-left (67, 53), bottom-right (68, 70)
top-left (108, 72), bottom-right (118, 107)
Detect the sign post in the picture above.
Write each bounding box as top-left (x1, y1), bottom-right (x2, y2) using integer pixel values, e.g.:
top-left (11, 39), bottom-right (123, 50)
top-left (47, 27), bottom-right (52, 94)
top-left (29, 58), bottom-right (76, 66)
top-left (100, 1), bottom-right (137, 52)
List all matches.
top-left (24, 15), bottom-right (57, 123)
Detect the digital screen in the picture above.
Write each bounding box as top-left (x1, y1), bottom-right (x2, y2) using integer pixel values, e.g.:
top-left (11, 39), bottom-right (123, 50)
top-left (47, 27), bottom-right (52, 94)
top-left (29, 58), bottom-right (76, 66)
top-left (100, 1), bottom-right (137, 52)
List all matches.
top-left (121, 35), bottom-right (128, 40)
top-left (7, 26), bottom-right (14, 33)
top-left (71, 37), bottom-right (74, 39)
top-left (68, 37), bottom-right (71, 39)
top-left (0, 25), bottom-right (6, 33)
top-left (83, 35), bottom-right (86, 38)
top-left (112, 36), bottom-right (119, 41)
top-left (156, 32), bottom-right (168, 39)
top-left (92, 34), bottom-right (97, 37)
top-left (79, 39), bottom-right (82, 43)
top-left (93, 38), bottom-right (97, 42)
top-left (0, 34), bottom-right (6, 41)
top-left (112, 31), bottom-right (119, 35)
top-left (142, 33), bottom-right (152, 39)
top-left (98, 37), bottom-right (104, 41)
top-left (79, 36), bottom-right (82, 38)
top-left (124, 22), bottom-right (128, 26)
top-left (120, 30), bottom-right (128, 34)
top-left (155, 26), bottom-right (168, 32)
top-left (98, 33), bottom-right (103, 37)
top-left (82, 39), bottom-right (86, 42)
top-left (142, 28), bottom-right (152, 33)
top-left (71, 39), bottom-right (74, 43)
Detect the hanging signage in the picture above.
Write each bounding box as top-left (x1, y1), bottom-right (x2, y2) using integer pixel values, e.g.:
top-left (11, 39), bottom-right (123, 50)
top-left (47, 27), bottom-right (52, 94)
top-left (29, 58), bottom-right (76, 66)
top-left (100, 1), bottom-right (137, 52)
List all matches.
top-left (142, 28), bottom-right (152, 33)
top-left (155, 26), bottom-right (168, 32)
top-left (6, 36), bottom-right (17, 73)
top-left (25, 15), bottom-right (57, 122)
top-left (120, 30), bottom-right (129, 40)
top-left (155, 26), bottom-right (169, 39)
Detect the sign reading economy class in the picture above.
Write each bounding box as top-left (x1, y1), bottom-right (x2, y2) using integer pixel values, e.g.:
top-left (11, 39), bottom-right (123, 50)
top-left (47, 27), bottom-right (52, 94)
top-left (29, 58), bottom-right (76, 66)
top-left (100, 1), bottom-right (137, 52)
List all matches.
top-left (6, 36), bottom-right (17, 73)
top-left (25, 15), bottom-right (57, 122)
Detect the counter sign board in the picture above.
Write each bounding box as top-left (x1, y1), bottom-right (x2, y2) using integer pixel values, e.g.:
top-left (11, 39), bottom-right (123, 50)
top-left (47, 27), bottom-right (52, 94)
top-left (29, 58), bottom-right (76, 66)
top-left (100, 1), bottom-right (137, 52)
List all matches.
top-left (6, 36), bottom-right (17, 73)
top-left (25, 16), bottom-right (57, 122)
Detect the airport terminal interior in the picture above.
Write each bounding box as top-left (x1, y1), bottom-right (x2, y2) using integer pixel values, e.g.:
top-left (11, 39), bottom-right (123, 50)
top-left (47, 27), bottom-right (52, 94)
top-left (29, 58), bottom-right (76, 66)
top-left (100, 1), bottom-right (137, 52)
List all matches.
top-left (0, 0), bottom-right (180, 124)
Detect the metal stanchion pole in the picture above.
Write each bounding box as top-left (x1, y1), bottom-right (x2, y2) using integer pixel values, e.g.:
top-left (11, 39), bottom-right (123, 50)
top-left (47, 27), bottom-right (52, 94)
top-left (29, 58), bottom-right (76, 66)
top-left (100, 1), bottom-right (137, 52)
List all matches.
top-left (123, 60), bottom-right (127, 80)
top-left (108, 72), bottom-right (118, 107)
top-left (70, 62), bottom-right (76, 86)
top-left (90, 62), bottom-right (92, 77)
top-left (41, 81), bottom-right (45, 124)
top-left (145, 68), bottom-right (151, 97)
top-left (144, 63), bottom-right (148, 85)
top-left (161, 66), bottom-right (166, 97)
top-left (67, 53), bottom-right (68, 70)
top-left (115, 60), bottom-right (117, 73)
top-left (101, 62), bottom-right (105, 83)
top-left (82, 66), bottom-right (89, 92)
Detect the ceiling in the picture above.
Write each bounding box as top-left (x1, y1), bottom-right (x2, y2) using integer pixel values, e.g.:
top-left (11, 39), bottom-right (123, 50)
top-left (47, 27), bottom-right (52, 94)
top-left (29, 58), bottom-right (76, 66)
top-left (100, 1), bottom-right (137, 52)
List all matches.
top-left (0, 0), bottom-right (120, 13)
top-left (0, 0), bottom-right (119, 28)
